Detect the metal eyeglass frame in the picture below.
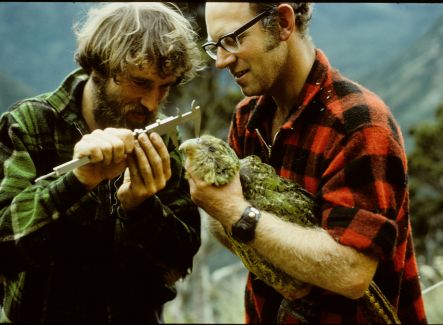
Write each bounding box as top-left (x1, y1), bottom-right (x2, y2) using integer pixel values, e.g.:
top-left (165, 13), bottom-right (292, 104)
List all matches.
top-left (202, 9), bottom-right (274, 60)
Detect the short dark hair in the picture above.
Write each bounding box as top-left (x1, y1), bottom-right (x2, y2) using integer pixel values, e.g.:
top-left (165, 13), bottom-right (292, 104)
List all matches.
top-left (249, 3), bottom-right (313, 38)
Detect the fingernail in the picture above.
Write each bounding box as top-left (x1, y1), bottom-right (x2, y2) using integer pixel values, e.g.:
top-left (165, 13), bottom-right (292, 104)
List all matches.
top-left (138, 133), bottom-right (148, 143)
top-left (150, 132), bottom-right (161, 142)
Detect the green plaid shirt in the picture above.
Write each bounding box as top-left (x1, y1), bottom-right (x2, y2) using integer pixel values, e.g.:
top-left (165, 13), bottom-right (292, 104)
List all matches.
top-left (0, 68), bottom-right (201, 322)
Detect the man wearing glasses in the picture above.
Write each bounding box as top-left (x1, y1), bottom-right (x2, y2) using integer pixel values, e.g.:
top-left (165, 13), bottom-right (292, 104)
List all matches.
top-left (185, 2), bottom-right (427, 324)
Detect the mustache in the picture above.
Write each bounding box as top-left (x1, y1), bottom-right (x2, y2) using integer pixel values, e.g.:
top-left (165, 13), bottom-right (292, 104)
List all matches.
top-left (123, 105), bottom-right (151, 116)
top-left (122, 105), bottom-right (157, 129)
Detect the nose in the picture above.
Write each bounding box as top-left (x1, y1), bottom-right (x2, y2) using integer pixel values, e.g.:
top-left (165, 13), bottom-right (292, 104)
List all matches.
top-left (140, 89), bottom-right (161, 112)
top-left (215, 47), bottom-right (236, 69)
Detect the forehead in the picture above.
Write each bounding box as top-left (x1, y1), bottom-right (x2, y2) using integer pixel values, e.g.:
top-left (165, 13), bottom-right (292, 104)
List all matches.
top-left (125, 62), bottom-right (177, 84)
top-left (205, 2), bottom-right (254, 40)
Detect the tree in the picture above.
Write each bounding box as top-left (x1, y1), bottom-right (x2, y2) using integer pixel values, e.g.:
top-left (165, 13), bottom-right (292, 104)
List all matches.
top-left (408, 103), bottom-right (443, 288)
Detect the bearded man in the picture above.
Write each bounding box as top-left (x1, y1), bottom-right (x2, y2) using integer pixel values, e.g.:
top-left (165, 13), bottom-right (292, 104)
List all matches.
top-left (0, 2), bottom-right (202, 322)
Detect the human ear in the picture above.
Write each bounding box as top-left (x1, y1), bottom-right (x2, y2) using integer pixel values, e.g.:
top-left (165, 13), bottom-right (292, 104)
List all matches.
top-left (276, 4), bottom-right (295, 41)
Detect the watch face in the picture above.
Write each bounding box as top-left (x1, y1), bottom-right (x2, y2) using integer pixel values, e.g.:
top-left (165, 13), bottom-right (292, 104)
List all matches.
top-left (247, 211), bottom-right (257, 218)
top-left (247, 207), bottom-right (260, 219)
top-left (232, 206), bottom-right (261, 243)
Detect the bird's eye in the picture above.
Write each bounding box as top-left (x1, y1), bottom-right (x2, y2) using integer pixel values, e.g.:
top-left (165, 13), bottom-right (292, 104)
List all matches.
top-left (208, 145), bottom-right (216, 153)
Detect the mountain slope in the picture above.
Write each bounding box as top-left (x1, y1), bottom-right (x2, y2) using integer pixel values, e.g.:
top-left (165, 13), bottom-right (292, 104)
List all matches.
top-left (0, 2), bottom-right (93, 95)
top-left (311, 3), bottom-right (443, 81)
top-left (362, 13), bottom-right (443, 151)
top-left (0, 71), bottom-right (34, 114)
top-left (1, 3), bottom-right (443, 95)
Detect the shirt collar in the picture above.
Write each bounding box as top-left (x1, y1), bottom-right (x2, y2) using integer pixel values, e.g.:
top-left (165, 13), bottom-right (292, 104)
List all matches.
top-left (46, 68), bottom-right (90, 133)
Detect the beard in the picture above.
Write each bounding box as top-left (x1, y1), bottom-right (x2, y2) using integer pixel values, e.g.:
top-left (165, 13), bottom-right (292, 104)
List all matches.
top-left (92, 80), bottom-right (157, 130)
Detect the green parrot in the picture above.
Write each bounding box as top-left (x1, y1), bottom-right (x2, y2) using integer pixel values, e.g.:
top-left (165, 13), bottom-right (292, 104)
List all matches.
top-left (179, 134), bottom-right (316, 297)
top-left (179, 134), bottom-right (400, 324)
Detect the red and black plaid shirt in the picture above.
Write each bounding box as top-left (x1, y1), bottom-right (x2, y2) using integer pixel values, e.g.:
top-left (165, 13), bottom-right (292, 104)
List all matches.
top-left (228, 49), bottom-right (427, 324)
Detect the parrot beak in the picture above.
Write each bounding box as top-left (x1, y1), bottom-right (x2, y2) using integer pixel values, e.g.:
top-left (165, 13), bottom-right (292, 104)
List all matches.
top-left (178, 137), bottom-right (200, 155)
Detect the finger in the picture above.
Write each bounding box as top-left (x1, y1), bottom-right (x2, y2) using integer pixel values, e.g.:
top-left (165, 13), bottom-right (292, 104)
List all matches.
top-left (137, 133), bottom-right (164, 181)
top-left (103, 128), bottom-right (137, 163)
top-left (127, 153), bottom-right (142, 183)
top-left (187, 175), bottom-right (197, 198)
top-left (104, 128), bottom-right (135, 155)
top-left (150, 132), bottom-right (171, 180)
top-left (74, 133), bottom-right (108, 163)
top-left (186, 176), bottom-right (207, 206)
top-left (123, 166), bottom-right (131, 182)
top-left (133, 139), bottom-right (154, 186)
top-left (92, 130), bottom-right (126, 165)
top-left (88, 129), bottom-right (133, 165)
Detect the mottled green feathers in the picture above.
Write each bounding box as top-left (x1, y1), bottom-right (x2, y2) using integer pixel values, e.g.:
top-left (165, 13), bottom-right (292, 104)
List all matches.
top-left (179, 134), bottom-right (316, 294)
top-left (179, 135), bottom-right (401, 324)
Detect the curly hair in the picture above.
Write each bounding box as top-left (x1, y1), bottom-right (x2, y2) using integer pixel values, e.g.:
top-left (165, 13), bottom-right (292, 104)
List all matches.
top-left (249, 2), bottom-right (313, 39)
top-left (74, 2), bottom-right (203, 85)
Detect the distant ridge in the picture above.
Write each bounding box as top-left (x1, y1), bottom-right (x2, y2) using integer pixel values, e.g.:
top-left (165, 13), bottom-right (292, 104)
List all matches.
top-left (0, 70), bottom-right (34, 114)
top-left (363, 13), bottom-right (443, 151)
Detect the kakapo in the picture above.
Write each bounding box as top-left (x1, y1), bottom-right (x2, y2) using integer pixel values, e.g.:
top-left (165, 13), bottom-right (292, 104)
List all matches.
top-left (179, 134), bottom-right (317, 297)
top-left (179, 134), bottom-right (400, 324)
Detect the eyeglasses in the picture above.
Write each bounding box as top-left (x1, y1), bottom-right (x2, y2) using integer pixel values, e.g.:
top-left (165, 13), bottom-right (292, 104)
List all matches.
top-left (202, 9), bottom-right (273, 60)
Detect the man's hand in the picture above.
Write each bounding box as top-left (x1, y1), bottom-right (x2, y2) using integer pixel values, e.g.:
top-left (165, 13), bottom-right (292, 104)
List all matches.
top-left (186, 164), bottom-right (247, 228)
top-left (72, 128), bottom-right (135, 190)
top-left (117, 132), bottom-right (171, 211)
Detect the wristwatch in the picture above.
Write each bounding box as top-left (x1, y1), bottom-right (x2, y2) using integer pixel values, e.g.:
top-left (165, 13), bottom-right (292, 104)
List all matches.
top-left (231, 206), bottom-right (261, 243)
